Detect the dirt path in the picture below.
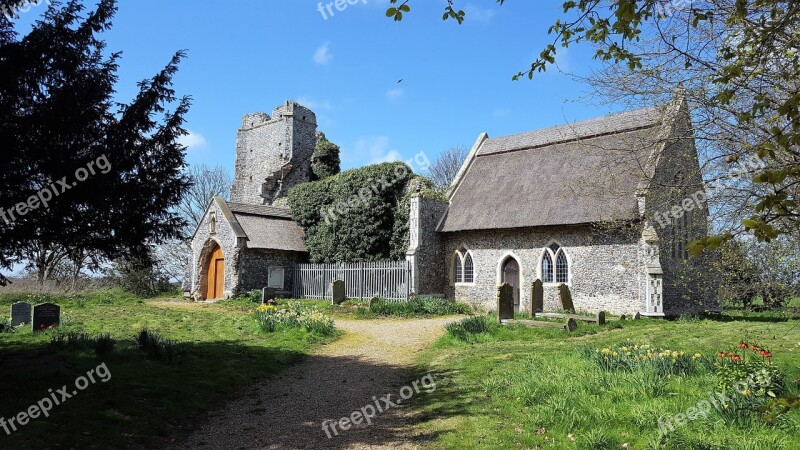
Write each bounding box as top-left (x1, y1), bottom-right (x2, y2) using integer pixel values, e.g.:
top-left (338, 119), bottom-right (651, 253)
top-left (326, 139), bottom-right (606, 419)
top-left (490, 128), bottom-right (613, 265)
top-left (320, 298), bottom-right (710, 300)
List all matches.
top-left (175, 316), bottom-right (458, 449)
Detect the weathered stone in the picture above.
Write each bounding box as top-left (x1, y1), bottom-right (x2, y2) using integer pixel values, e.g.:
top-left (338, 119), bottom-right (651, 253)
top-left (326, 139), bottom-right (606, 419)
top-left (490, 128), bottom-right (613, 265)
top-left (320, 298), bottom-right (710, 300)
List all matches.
top-left (565, 318), bottom-right (578, 332)
top-left (558, 284), bottom-right (575, 313)
top-left (497, 283), bottom-right (514, 322)
top-left (634, 312), bottom-right (641, 320)
top-left (11, 303), bottom-right (31, 327)
top-left (331, 280), bottom-right (346, 305)
top-left (597, 310), bottom-right (606, 326)
top-left (531, 279), bottom-right (544, 316)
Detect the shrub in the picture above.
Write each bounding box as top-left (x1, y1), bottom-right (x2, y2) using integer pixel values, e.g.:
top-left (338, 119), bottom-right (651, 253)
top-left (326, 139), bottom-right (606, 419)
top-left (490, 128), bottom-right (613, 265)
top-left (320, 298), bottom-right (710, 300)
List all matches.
top-left (253, 302), bottom-right (335, 336)
top-left (446, 315), bottom-right (494, 342)
top-left (287, 162), bottom-right (435, 262)
top-left (366, 297), bottom-right (471, 318)
top-left (0, 316), bottom-right (12, 333)
top-left (136, 329), bottom-right (186, 362)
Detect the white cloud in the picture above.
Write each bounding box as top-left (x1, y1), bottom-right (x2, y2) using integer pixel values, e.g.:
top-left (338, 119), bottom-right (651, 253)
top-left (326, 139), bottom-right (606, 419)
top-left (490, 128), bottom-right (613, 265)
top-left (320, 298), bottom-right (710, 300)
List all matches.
top-left (296, 96), bottom-right (332, 111)
top-left (492, 108), bottom-right (510, 119)
top-left (178, 130), bottom-right (208, 150)
top-left (313, 42), bottom-right (333, 65)
top-left (355, 136), bottom-right (403, 164)
top-left (386, 87), bottom-right (405, 100)
top-left (464, 4), bottom-right (497, 23)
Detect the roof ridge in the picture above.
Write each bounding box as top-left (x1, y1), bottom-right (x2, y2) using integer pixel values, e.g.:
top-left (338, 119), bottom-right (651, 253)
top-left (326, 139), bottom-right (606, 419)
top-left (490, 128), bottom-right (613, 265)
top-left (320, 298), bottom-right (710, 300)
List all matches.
top-left (477, 122), bottom-right (662, 157)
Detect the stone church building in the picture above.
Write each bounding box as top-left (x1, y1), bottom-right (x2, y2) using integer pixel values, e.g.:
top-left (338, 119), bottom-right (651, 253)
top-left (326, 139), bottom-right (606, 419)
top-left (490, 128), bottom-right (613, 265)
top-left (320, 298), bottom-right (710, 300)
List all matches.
top-left (187, 95), bottom-right (714, 317)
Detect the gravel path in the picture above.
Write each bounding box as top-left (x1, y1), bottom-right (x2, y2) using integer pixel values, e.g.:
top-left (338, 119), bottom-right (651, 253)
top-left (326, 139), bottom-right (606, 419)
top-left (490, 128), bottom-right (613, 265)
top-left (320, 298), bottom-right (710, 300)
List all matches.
top-left (175, 316), bottom-right (458, 450)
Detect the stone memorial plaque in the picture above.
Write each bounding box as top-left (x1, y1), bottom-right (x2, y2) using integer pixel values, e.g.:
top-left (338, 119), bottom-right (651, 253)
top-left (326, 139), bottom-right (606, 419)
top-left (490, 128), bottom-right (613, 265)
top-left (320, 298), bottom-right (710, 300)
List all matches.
top-left (331, 280), bottom-right (346, 305)
top-left (32, 303), bottom-right (60, 331)
top-left (497, 283), bottom-right (514, 322)
top-left (11, 302), bottom-right (32, 327)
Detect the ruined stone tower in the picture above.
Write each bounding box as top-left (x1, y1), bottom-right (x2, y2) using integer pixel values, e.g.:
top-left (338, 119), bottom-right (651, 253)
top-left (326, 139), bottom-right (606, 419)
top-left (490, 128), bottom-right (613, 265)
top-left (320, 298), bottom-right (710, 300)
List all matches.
top-left (229, 100), bottom-right (318, 206)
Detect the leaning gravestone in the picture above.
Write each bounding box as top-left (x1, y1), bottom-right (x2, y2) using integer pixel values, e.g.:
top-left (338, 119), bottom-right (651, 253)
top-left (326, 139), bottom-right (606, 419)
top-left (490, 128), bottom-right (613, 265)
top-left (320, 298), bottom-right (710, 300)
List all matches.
top-left (558, 284), bottom-right (575, 313)
top-left (11, 302), bottom-right (32, 327)
top-left (331, 280), bottom-right (346, 305)
top-left (531, 279), bottom-right (544, 316)
top-left (497, 283), bottom-right (514, 323)
top-left (32, 303), bottom-right (60, 331)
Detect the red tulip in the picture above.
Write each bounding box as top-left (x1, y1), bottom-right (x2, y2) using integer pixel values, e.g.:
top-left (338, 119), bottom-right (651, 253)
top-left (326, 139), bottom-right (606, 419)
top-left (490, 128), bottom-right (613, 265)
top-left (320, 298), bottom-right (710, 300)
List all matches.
top-left (739, 342), bottom-right (748, 349)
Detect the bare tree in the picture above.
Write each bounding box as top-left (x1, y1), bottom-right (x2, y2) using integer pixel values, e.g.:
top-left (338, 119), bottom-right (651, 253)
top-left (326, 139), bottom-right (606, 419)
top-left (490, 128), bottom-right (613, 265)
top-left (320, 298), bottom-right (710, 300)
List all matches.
top-left (428, 145), bottom-right (470, 193)
top-left (158, 164), bottom-right (232, 284)
top-left (180, 164), bottom-right (233, 231)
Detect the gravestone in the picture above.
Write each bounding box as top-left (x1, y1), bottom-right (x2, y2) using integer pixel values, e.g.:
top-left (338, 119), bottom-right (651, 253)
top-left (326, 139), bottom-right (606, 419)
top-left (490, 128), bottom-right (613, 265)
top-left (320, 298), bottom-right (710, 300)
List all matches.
top-left (531, 279), bottom-right (544, 316)
top-left (558, 284), bottom-right (575, 313)
top-left (634, 312), bottom-right (641, 320)
top-left (597, 311), bottom-right (606, 326)
top-left (32, 303), bottom-right (60, 331)
top-left (565, 318), bottom-right (578, 332)
top-left (11, 302), bottom-right (32, 327)
top-left (497, 283), bottom-right (514, 323)
top-left (331, 280), bottom-right (346, 305)
top-left (262, 287), bottom-right (276, 304)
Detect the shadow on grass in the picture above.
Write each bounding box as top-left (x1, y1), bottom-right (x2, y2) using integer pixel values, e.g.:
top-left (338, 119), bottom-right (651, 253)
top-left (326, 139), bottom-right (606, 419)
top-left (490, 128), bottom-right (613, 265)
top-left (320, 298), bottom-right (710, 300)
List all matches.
top-left (0, 339), bottom-right (474, 449)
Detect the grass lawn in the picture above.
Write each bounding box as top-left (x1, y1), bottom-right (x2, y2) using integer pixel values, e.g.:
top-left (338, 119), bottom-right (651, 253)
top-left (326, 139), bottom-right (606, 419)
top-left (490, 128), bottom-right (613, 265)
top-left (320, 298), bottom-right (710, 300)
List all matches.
top-left (0, 290), bottom-right (335, 449)
top-left (413, 314), bottom-right (800, 449)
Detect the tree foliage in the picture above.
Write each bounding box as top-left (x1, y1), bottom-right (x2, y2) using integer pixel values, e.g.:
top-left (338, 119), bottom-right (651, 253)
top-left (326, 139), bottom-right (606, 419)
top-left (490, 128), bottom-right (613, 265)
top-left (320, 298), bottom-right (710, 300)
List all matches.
top-left (386, 0), bottom-right (800, 251)
top-left (311, 132), bottom-right (341, 180)
top-left (287, 162), bottom-right (430, 263)
top-left (0, 0), bottom-right (191, 284)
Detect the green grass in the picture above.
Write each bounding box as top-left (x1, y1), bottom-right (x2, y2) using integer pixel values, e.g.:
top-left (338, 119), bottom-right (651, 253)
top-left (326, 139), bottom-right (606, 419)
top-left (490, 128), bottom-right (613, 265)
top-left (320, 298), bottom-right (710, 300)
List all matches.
top-left (414, 313), bottom-right (800, 449)
top-left (0, 289), bottom-right (335, 448)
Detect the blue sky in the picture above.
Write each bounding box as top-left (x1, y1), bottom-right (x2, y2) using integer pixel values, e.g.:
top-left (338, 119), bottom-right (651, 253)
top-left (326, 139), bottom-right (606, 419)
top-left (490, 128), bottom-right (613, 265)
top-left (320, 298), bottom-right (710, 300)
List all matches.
top-left (15, 0), bottom-right (618, 173)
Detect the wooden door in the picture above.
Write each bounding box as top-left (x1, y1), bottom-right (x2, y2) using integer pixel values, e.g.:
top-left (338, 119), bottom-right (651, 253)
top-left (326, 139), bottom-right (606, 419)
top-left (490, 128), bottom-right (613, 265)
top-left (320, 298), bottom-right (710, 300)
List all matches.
top-left (205, 245), bottom-right (225, 300)
top-left (214, 259), bottom-right (225, 299)
top-left (502, 259), bottom-right (520, 310)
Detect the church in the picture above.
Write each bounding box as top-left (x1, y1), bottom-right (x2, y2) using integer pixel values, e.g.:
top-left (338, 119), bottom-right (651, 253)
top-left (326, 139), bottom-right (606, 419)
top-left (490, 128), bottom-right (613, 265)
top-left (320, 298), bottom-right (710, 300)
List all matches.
top-left (186, 94), bottom-right (716, 317)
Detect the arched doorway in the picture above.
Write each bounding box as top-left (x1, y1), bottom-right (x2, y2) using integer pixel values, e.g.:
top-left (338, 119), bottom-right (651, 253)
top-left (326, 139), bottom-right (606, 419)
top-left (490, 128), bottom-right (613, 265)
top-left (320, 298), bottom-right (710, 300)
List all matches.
top-left (204, 243), bottom-right (225, 300)
top-left (502, 257), bottom-right (520, 311)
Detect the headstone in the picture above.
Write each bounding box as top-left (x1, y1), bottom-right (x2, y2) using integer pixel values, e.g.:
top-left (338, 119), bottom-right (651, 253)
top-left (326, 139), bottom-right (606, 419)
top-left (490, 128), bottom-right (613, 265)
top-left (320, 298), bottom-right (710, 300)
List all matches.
top-left (262, 287), bottom-right (276, 304)
top-left (331, 280), bottom-right (346, 305)
top-left (634, 312), bottom-right (641, 320)
top-left (32, 303), bottom-right (60, 331)
top-left (620, 314), bottom-right (627, 321)
top-left (597, 311), bottom-right (606, 326)
top-left (565, 318), bottom-right (578, 332)
top-left (11, 302), bottom-right (32, 327)
top-left (531, 279), bottom-right (544, 315)
top-left (497, 283), bottom-right (514, 323)
top-left (558, 284), bottom-right (575, 313)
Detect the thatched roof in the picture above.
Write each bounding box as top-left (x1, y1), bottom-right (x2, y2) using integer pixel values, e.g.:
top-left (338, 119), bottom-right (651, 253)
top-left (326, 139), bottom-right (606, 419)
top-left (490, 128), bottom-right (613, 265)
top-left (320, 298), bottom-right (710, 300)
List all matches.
top-left (439, 106), bottom-right (671, 233)
top-left (220, 199), bottom-right (307, 252)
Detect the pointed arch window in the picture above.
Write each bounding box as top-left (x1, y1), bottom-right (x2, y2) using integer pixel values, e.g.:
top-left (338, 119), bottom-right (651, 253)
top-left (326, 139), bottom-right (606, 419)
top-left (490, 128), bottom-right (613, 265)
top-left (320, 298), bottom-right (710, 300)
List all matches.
top-left (541, 252), bottom-right (553, 283)
top-left (540, 242), bottom-right (570, 284)
top-left (210, 213), bottom-right (217, 234)
top-left (453, 246), bottom-right (476, 284)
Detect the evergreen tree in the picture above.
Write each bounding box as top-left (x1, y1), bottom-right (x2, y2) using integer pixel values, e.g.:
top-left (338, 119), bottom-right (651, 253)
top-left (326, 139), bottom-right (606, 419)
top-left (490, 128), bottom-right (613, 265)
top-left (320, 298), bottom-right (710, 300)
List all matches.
top-left (0, 0), bottom-right (191, 284)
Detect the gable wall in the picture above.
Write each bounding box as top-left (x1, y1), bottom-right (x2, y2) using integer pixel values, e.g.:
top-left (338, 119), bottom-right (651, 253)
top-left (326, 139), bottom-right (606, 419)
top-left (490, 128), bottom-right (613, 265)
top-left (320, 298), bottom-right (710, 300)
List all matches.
top-left (644, 99), bottom-right (718, 315)
top-left (189, 202), bottom-right (242, 299)
top-left (441, 224), bottom-right (644, 315)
